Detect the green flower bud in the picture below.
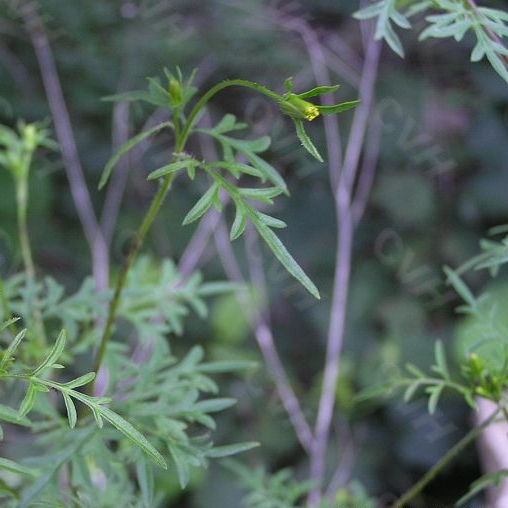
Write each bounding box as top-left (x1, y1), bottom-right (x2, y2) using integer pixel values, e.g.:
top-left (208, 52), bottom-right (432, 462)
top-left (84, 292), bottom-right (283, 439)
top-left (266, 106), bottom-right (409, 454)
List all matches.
top-left (279, 93), bottom-right (320, 121)
top-left (23, 124), bottom-right (37, 152)
top-left (168, 78), bottom-right (183, 106)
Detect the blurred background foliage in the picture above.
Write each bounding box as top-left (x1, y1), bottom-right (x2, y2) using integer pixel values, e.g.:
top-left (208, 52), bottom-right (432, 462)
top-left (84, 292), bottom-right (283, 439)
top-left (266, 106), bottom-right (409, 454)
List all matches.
top-left (1, 0), bottom-right (508, 506)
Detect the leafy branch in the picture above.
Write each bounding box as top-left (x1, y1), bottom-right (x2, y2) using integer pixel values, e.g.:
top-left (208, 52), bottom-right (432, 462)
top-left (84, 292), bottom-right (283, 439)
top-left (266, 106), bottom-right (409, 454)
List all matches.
top-left (355, 0), bottom-right (508, 84)
top-left (0, 326), bottom-right (167, 469)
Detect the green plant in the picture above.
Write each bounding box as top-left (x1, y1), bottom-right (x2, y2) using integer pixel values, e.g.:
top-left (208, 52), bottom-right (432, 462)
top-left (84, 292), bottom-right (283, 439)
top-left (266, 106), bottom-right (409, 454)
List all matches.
top-left (358, 230), bottom-right (508, 507)
top-left (0, 66), bottom-right (358, 505)
top-left (355, 0), bottom-right (508, 83)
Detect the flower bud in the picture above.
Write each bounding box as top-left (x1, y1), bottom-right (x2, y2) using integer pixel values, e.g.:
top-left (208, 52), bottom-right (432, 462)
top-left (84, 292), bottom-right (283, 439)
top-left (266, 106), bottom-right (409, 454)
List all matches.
top-left (279, 94), bottom-right (319, 121)
top-left (168, 78), bottom-right (183, 106)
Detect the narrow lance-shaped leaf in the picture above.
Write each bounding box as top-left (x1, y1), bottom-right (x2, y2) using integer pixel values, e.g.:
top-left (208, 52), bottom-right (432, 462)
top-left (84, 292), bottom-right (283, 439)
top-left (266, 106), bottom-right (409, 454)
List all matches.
top-left (62, 392), bottom-right (77, 429)
top-left (0, 328), bottom-right (26, 372)
top-left (317, 100), bottom-right (361, 115)
top-left (182, 183), bottom-right (220, 225)
top-left (31, 329), bottom-right (66, 376)
top-left (99, 121), bottom-right (172, 189)
top-left (297, 85), bottom-right (340, 99)
top-left (98, 406), bottom-right (167, 469)
top-left (147, 159), bottom-right (200, 180)
top-left (294, 119), bottom-right (323, 162)
top-left (0, 457), bottom-right (35, 477)
top-left (205, 441), bottom-right (259, 458)
top-left (250, 213), bottom-right (320, 299)
top-left (230, 203), bottom-right (247, 241)
top-left (19, 382), bottom-right (37, 418)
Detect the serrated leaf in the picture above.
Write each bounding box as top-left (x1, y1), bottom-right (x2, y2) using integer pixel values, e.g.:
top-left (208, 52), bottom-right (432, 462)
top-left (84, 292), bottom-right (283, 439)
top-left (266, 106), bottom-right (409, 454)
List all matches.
top-left (0, 328), bottom-right (26, 372)
top-left (31, 329), bottom-right (66, 376)
top-left (99, 122), bottom-right (172, 189)
top-left (294, 119), bottom-right (323, 162)
top-left (182, 183), bottom-right (220, 225)
top-left (206, 441), bottom-right (259, 458)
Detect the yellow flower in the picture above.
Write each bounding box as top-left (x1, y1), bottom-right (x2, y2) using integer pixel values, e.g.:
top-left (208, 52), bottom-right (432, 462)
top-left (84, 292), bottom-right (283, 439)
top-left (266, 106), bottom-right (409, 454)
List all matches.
top-left (279, 94), bottom-right (321, 122)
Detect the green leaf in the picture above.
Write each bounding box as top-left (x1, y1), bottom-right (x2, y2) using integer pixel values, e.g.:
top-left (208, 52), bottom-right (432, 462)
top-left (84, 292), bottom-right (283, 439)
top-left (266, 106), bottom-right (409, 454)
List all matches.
top-left (63, 372), bottom-right (96, 389)
top-left (426, 384), bottom-right (444, 414)
top-left (443, 266), bottom-right (477, 310)
top-left (0, 457), bottom-right (35, 477)
top-left (196, 360), bottom-right (258, 373)
top-left (297, 85), bottom-right (340, 99)
top-left (257, 212), bottom-right (286, 229)
top-left (31, 329), bottom-right (66, 376)
top-left (244, 152), bottom-right (288, 193)
top-left (182, 183), bottom-right (220, 225)
top-left (294, 119), bottom-right (323, 162)
top-left (206, 441), bottom-right (259, 458)
top-left (19, 427), bottom-right (95, 508)
top-left (403, 382), bottom-right (420, 402)
top-left (19, 382), bottom-right (37, 418)
top-left (207, 161), bottom-right (264, 179)
top-left (213, 114), bottom-right (247, 133)
top-left (193, 398), bottom-right (237, 413)
top-left (147, 159), bottom-right (200, 180)
top-left (230, 203), bottom-right (247, 240)
top-left (102, 90), bottom-right (167, 107)
top-left (0, 328), bottom-right (26, 372)
top-left (98, 121), bottom-right (172, 189)
top-left (317, 100), bottom-right (361, 115)
top-left (62, 392), bottom-right (77, 428)
top-left (239, 186), bottom-right (284, 203)
top-left (0, 317), bottom-right (20, 333)
top-left (433, 341), bottom-right (450, 380)
top-left (0, 402), bottom-right (30, 426)
top-left (99, 406), bottom-right (167, 469)
top-left (136, 456), bottom-right (154, 508)
top-left (250, 214), bottom-right (320, 299)
top-left (456, 469), bottom-right (508, 506)
top-left (168, 444), bottom-right (190, 488)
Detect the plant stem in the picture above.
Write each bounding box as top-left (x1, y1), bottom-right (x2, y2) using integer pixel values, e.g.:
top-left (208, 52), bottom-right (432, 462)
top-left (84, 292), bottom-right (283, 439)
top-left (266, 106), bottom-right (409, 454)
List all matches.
top-left (16, 180), bottom-right (35, 280)
top-left (389, 408), bottom-right (500, 508)
top-left (92, 78), bottom-right (283, 382)
top-left (15, 177), bottom-right (47, 347)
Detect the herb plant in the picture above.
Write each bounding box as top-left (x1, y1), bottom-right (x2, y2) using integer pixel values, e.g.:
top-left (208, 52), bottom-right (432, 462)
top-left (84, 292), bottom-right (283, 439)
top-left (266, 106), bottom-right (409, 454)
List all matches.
top-left (0, 68), bottom-right (358, 506)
